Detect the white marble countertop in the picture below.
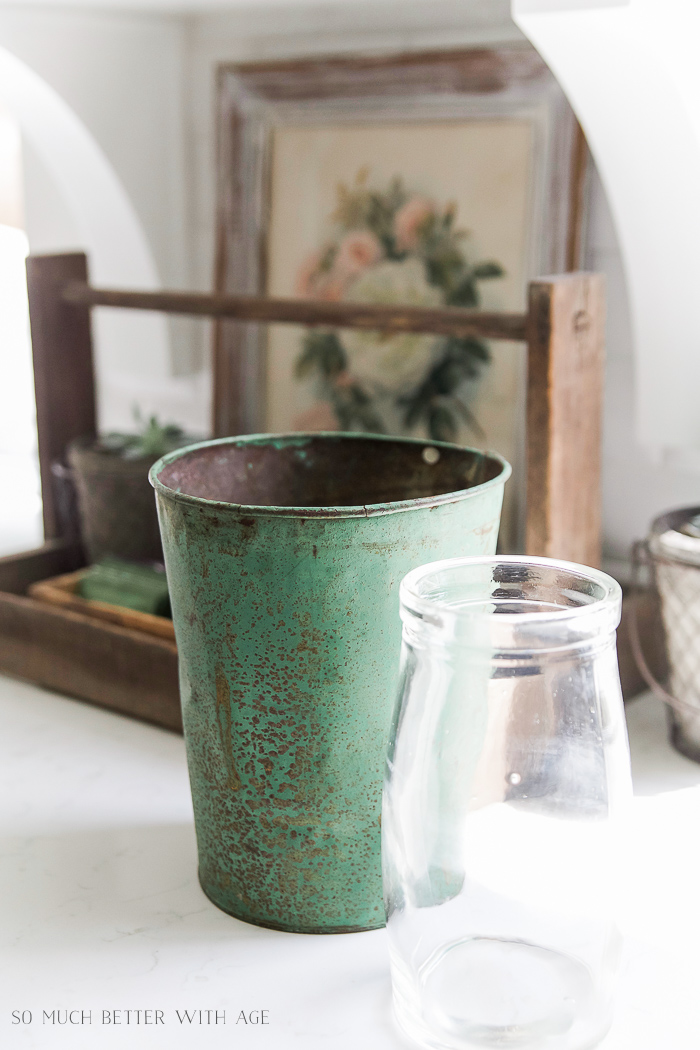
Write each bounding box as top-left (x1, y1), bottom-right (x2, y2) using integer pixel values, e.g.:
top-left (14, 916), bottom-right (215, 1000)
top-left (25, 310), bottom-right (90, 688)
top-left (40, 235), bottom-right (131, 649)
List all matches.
top-left (1, 677), bottom-right (699, 1049)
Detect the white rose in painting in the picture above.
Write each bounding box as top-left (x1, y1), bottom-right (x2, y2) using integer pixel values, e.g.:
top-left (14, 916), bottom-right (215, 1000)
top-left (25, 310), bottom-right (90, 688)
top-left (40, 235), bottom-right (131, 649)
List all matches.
top-left (342, 258), bottom-right (442, 390)
top-left (291, 174), bottom-right (502, 439)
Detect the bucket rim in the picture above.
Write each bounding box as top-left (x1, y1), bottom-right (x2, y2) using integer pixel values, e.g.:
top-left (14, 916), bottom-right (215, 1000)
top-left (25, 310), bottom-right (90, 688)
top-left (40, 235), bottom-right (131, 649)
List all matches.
top-left (149, 431), bottom-right (511, 519)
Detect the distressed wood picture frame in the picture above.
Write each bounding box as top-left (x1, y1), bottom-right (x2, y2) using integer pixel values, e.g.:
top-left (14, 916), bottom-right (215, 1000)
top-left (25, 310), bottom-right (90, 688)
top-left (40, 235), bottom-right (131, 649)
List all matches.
top-left (213, 47), bottom-right (588, 548)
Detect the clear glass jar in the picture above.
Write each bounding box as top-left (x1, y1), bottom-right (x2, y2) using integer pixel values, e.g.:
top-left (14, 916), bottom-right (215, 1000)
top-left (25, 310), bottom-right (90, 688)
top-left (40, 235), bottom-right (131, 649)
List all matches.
top-left (382, 556), bottom-right (632, 1050)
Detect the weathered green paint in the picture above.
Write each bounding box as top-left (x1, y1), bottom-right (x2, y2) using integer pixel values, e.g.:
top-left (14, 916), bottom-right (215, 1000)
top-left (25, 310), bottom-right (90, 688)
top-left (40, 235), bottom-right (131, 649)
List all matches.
top-left (151, 433), bottom-right (509, 934)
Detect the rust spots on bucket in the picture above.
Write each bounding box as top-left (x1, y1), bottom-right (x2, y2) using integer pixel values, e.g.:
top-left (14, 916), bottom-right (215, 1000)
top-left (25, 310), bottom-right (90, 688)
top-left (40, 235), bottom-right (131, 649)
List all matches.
top-left (215, 664), bottom-right (241, 792)
top-left (155, 434), bottom-right (508, 932)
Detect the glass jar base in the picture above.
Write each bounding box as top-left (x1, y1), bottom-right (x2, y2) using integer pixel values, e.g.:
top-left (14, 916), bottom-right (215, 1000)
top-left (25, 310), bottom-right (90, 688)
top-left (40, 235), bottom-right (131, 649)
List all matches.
top-left (393, 936), bottom-right (610, 1050)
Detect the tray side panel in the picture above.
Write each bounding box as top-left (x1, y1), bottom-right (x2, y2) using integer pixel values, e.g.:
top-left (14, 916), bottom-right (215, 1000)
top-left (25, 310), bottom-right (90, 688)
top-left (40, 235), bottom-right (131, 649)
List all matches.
top-left (0, 592), bottom-right (182, 733)
top-left (0, 541), bottom-right (84, 596)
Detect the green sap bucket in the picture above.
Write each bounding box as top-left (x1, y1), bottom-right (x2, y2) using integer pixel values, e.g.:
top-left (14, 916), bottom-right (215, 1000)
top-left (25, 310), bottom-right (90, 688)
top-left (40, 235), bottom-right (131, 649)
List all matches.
top-left (151, 433), bottom-right (510, 933)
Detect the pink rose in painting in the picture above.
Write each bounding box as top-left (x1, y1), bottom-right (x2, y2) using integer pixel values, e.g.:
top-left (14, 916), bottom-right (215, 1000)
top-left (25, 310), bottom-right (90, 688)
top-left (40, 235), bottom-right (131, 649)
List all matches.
top-left (333, 371), bottom-right (354, 390)
top-left (394, 197), bottom-right (435, 251)
top-left (293, 402), bottom-right (339, 432)
top-left (295, 251), bottom-right (346, 301)
top-left (294, 250), bottom-right (324, 298)
top-left (315, 274), bottom-right (346, 301)
top-left (335, 231), bottom-right (382, 278)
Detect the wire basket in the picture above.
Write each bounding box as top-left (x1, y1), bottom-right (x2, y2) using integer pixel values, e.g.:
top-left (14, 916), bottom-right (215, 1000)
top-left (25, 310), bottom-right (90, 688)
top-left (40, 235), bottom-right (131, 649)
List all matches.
top-left (630, 506), bottom-right (700, 762)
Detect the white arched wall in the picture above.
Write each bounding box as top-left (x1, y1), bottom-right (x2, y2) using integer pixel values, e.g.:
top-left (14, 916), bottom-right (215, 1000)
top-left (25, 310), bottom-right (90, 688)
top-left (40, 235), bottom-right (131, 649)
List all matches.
top-left (0, 43), bottom-right (171, 391)
top-left (513, 0), bottom-right (700, 453)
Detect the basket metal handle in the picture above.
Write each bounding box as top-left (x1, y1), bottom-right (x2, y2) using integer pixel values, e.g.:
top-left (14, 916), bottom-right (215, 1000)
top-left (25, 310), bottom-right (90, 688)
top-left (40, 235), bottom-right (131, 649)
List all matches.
top-left (628, 539), bottom-right (699, 716)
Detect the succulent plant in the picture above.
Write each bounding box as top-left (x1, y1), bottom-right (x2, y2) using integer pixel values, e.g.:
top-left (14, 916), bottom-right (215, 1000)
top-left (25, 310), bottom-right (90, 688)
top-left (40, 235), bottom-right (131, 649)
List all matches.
top-left (94, 410), bottom-right (191, 461)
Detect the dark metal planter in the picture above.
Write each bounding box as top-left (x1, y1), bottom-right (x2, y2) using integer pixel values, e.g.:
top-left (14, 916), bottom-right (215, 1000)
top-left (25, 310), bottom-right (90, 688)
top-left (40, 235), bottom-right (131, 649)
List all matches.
top-left (151, 432), bottom-right (510, 934)
top-left (69, 437), bottom-right (163, 563)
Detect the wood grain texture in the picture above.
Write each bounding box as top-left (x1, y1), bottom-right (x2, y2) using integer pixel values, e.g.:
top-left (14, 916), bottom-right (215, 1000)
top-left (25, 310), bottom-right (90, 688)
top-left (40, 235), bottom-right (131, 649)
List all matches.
top-left (0, 540), bottom-right (83, 596)
top-left (565, 121), bottom-right (590, 273)
top-left (62, 281), bottom-right (527, 340)
top-left (0, 541), bottom-right (180, 731)
top-left (26, 253), bottom-right (96, 540)
top-left (214, 69), bottom-right (267, 437)
top-left (224, 48), bottom-right (548, 101)
top-left (29, 569), bottom-right (176, 642)
top-left (525, 273), bottom-right (605, 566)
top-left (213, 88), bottom-right (255, 436)
top-left (0, 591), bottom-right (181, 732)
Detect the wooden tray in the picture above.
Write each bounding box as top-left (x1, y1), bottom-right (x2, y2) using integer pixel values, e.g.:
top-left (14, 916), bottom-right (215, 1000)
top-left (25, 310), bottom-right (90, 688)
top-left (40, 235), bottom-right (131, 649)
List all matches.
top-left (0, 540), bottom-right (648, 735)
top-left (15, 251), bottom-right (607, 737)
top-left (0, 541), bottom-right (182, 732)
top-left (28, 568), bottom-right (176, 642)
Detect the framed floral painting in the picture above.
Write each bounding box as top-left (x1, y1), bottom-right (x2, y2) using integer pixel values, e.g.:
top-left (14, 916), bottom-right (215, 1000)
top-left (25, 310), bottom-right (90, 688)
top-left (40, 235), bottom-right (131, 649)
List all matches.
top-left (214, 48), bottom-right (588, 548)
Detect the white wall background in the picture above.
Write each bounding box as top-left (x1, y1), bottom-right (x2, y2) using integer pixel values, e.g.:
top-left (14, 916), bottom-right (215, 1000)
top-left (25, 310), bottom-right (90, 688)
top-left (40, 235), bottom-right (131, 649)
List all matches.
top-left (0, 7), bottom-right (189, 292)
top-left (0, 5), bottom-right (209, 436)
top-left (0, 0), bottom-right (696, 567)
top-left (586, 166), bottom-right (700, 567)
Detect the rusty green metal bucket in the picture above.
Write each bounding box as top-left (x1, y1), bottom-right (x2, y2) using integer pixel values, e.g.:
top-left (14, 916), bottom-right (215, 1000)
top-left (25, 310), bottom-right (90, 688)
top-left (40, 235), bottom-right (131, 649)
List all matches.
top-left (150, 433), bottom-right (510, 934)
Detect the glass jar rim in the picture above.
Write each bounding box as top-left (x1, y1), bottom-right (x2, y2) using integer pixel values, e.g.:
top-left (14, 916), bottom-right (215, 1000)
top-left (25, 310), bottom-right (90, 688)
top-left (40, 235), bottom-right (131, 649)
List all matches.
top-left (400, 555), bottom-right (622, 630)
